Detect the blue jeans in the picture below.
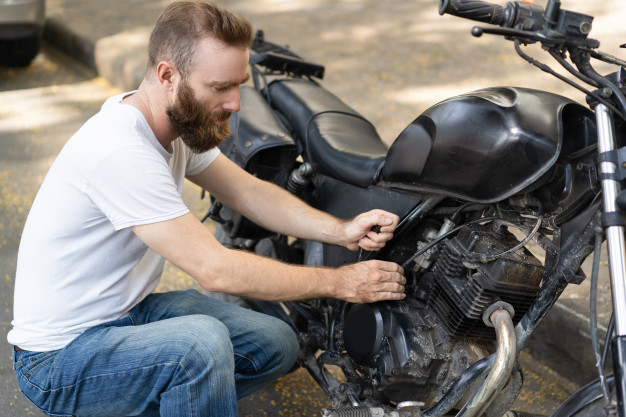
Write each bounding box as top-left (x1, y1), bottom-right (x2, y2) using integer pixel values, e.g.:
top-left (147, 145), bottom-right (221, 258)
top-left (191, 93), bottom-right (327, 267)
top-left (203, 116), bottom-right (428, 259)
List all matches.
top-left (12, 290), bottom-right (299, 417)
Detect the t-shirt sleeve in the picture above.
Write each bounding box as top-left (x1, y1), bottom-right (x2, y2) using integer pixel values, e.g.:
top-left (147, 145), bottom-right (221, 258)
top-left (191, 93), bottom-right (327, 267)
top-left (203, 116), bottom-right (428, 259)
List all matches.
top-left (185, 146), bottom-right (221, 176)
top-left (85, 145), bottom-right (189, 230)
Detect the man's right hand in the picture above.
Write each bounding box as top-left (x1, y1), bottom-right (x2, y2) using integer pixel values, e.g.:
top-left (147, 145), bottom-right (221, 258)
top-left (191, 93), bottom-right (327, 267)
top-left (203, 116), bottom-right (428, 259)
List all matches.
top-left (334, 260), bottom-right (406, 303)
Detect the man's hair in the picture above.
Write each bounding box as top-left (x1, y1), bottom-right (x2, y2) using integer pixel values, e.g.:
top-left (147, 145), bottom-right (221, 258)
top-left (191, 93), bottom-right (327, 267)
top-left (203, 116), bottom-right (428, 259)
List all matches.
top-left (147, 0), bottom-right (253, 78)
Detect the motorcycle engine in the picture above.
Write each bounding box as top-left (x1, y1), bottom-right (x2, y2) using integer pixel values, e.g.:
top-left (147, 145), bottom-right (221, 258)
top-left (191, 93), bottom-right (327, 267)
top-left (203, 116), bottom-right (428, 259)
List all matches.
top-left (343, 222), bottom-right (544, 405)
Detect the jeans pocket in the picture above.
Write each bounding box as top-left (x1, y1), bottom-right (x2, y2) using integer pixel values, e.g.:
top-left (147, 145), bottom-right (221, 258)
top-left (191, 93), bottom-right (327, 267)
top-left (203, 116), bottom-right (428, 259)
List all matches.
top-left (15, 350), bottom-right (74, 417)
top-left (16, 350), bottom-right (58, 390)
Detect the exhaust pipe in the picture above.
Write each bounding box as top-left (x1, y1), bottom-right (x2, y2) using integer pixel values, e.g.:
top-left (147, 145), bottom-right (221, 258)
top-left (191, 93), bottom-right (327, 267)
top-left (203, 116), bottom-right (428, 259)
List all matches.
top-left (456, 301), bottom-right (517, 417)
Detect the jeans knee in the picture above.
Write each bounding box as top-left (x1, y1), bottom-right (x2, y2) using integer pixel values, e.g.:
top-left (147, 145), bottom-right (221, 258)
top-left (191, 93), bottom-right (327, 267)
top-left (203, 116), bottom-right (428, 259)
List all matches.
top-left (177, 315), bottom-right (233, 369)
top-left (265, 319), bottom-right (299, 375)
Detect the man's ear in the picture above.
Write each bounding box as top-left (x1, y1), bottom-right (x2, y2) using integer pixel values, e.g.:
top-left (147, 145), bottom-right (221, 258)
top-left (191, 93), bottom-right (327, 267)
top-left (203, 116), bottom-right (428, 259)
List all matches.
top-left (156, 60), bottom-right (178, 92)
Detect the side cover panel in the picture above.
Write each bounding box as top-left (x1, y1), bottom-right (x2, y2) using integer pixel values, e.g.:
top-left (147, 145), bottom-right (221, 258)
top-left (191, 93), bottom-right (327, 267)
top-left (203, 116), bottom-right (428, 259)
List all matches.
top-left (380, 87), bottom-right (592, 203)
top-left (313, 175), bottom-right (421, 267)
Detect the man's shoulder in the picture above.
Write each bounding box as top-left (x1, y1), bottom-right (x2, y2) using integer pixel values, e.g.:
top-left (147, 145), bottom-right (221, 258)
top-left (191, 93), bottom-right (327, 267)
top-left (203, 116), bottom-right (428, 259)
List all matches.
top-left (70, 95), bottom-right (153, 152)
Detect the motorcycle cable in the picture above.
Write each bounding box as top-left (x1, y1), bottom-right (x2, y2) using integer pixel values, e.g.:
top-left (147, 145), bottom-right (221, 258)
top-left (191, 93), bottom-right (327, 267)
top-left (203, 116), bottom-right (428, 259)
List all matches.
top-left (400, 216), bottom-right (498, 270)
top-left (513, 41), bottom-right (626, 121)
top-left (577, 58), bottom-right (626, 120)
top-left (400, 212), bottom-right (543, 270)
top-left (603, 314), bottom-right (616, 380)
top-left (464, 213), bottom-right (544, 264)
top-left (589, 221), bottom-right (614, 409)
top-left (474, 24), bottom-right (626, 121)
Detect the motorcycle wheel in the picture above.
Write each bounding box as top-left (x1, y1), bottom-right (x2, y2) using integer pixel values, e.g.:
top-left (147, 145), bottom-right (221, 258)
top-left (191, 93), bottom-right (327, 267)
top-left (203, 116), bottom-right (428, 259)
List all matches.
top-left (550, 375), bottom-right (615, 417)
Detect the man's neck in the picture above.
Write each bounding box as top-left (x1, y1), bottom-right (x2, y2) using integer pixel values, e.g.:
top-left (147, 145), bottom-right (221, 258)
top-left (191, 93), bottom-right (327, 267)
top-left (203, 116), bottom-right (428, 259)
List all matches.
top-left (122, 82), bottom-right (178, 151)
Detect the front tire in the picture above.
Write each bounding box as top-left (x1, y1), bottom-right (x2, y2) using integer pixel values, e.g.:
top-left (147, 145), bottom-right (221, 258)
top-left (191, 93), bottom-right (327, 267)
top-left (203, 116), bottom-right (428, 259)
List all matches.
top-left (550, 376), bottom-right (616, 416)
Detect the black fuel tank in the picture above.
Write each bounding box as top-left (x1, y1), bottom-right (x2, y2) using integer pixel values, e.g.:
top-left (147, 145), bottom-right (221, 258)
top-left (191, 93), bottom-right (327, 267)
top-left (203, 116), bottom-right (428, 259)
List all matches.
top-left (379, 87), bottom-right (592, 203)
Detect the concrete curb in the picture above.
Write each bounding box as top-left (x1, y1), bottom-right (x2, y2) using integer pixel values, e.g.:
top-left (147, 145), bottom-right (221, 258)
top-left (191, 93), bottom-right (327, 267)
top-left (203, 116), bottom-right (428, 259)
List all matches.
top-left (44, 17), bottom-right (97, 75)
top-left (43, 17), bottom-right (148, 91)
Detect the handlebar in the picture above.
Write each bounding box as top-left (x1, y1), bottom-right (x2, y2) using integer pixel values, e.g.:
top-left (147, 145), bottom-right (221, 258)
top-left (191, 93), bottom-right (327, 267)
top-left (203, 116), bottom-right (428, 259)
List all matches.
top-left (438, 0), bottom-right (505, 25)
top-left (438, 0), bottom-right (626, 119)
top-left (439, 0), bottom-right (545, 31)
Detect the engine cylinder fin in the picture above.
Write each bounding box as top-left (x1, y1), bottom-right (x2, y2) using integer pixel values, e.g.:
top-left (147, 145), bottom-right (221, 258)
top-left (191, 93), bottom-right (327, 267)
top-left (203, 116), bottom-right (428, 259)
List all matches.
top-left (427, 223), bottom-right (543, 339)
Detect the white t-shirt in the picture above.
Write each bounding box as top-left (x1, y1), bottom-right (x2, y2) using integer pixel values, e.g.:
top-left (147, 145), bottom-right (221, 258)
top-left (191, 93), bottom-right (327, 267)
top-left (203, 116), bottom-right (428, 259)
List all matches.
top-left (8, 92), bottom-right (220, 352)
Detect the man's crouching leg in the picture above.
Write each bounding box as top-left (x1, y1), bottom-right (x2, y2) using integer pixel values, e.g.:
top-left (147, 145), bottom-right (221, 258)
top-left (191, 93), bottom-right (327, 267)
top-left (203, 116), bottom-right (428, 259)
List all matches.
top-left (14, 314), bottom-right (240, 417)
top-left (229, 305), bottom-right (299, 399)
top-left (159, 315), bottom-right (238, 416)
top-left (144, 289), bottom-right (300, 400)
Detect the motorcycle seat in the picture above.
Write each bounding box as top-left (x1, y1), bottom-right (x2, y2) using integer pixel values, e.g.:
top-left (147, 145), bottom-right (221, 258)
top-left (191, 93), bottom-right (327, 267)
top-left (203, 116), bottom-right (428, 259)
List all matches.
top-left (268, 79), bottom-right (387, 188)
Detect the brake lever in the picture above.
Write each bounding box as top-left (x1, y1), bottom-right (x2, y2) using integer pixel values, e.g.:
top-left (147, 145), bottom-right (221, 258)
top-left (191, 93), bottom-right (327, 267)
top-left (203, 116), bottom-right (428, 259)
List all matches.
top-left (472, 24), bottom-right (600, 50)
top-left (471, 25), bottom-right (551, 45)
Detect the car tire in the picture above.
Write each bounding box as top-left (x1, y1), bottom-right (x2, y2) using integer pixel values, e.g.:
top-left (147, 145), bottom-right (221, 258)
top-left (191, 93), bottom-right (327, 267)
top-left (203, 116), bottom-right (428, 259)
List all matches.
top-left (0, 33), bottom-right (40, 67)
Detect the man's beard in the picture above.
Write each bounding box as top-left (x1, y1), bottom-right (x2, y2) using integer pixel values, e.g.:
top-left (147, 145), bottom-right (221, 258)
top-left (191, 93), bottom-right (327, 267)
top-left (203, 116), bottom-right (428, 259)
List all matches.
top-left (166, 80), bottom-right (232, 154)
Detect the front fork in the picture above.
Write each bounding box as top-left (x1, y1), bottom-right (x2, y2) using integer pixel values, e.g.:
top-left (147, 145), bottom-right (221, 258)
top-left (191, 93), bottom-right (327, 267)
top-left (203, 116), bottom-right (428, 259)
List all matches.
top-left (596, 103), bottom-right (626, 416)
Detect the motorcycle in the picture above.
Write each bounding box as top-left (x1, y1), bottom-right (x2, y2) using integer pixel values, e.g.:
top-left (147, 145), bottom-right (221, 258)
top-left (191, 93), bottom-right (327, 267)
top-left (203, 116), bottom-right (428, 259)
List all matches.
top-left (202, 0), bottom-right (626, 415)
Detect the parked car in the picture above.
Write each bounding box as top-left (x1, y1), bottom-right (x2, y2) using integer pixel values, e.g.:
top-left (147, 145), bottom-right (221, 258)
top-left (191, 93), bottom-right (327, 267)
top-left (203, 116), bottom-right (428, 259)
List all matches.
top-left (0, 0), bottom-right (45, 67)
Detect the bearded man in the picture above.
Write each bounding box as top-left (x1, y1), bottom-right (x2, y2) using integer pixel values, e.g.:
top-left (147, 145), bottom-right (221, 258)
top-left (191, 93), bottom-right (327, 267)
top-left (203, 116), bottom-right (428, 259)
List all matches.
top-left (8, 1), bottom-right (406, 416)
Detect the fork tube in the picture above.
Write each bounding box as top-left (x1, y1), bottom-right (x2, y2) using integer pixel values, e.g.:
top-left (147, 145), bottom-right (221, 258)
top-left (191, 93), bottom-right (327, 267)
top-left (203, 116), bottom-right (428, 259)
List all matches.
top-left (596, 103), bottom-right (626, 417)
top-left (596, 104), bottom-right (626, 336)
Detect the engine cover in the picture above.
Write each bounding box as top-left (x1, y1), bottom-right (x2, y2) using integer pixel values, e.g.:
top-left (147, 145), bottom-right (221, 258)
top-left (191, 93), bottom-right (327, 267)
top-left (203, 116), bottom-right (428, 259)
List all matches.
top-left (427, 222), bottom-right (544, 339)
top-left (341, 222), bottom-right (543, 405)
top-left (343, 300), bottom-right (486, 405)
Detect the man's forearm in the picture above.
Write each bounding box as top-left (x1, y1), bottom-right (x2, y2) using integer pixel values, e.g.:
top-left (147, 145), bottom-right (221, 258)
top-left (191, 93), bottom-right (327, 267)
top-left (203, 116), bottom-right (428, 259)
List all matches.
top-left (202, 246), bottom-right (335, 301)
top-left (133, 212), bottom-right (405, 303)
top-left (202, 244), bottom-right (405, 303)
top-left (232, 177), bottom-right (349, 246)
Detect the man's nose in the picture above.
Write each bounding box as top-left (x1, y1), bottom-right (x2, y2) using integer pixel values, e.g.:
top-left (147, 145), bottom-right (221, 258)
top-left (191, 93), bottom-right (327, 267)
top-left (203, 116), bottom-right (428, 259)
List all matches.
top-left (222, 88), bottom-right (241, 113)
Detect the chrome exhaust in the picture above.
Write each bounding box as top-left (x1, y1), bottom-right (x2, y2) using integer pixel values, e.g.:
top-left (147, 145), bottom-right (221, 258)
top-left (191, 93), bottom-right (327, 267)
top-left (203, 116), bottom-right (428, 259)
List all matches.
top-left (456, 301), bottom-right (517, 417)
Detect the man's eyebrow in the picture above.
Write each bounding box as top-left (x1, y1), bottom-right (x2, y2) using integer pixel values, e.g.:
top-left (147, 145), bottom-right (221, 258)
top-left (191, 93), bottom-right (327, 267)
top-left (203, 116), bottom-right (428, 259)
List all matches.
top-left (209, 73), bottom-right (251, 88)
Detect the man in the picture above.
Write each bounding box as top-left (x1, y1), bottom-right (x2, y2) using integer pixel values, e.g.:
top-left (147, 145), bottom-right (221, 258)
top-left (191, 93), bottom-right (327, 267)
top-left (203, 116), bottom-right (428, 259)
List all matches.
top-left (8, 1), bottom-right (405, 416)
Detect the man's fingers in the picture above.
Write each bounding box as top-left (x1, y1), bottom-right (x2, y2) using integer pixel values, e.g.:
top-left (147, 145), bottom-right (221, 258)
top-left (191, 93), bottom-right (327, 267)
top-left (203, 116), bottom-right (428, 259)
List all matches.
top-left (372, 213), bottom-right (398, 232)
top-left (380, 281), bottom-right (405, 293)
top-left (358, 211), bottom-right (398, 232)
top-left (372, 260), bottom-right (404, 275)
top-left (338, 260), bottom-right (406, 303)
top-left (377, 291), bottom-right (406, 301)
top-left (358, 231), bottom-right (394, 251)
top-left (366, 231), bottom-right (394, 242)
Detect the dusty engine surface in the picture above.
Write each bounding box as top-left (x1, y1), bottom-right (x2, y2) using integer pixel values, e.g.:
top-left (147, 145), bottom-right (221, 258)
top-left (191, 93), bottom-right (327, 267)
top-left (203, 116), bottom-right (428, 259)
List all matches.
top-left (342, 222), bottom-right (544, 404)
top-left (427, 222), bottom-right (544, 339)
top-left (343, 299), bottom-right (486, 405)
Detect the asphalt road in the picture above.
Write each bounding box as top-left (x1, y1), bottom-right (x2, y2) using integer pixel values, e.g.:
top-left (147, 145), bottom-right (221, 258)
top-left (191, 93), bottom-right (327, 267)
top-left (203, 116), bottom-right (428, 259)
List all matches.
top-left (0, 42), bottom-right (583, 416)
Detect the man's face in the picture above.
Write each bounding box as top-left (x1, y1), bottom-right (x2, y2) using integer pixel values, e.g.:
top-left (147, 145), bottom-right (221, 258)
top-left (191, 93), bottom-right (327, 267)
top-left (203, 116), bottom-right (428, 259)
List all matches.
top-left (166, 37), bottom-right (250, 154)
top-left (166, 78), bottom-right (232, 153)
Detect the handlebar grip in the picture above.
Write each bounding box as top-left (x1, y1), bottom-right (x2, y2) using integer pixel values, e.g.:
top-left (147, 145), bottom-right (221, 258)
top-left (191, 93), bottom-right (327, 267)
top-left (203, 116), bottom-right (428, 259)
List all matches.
top-left (439, 0), bottom-right (505, 26)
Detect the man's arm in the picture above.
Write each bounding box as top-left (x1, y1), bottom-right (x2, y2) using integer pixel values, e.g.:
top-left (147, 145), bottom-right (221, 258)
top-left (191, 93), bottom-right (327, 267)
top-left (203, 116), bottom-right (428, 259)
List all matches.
top-left (132, 213), bottom-right (405, 302)
top-left (186, 154), bottom-right (399, 251)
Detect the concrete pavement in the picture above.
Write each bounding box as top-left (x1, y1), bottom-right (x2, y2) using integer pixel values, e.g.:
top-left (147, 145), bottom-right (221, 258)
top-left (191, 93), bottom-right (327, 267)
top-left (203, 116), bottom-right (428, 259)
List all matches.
top-left (3, 0), bottom-right (626, 414)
